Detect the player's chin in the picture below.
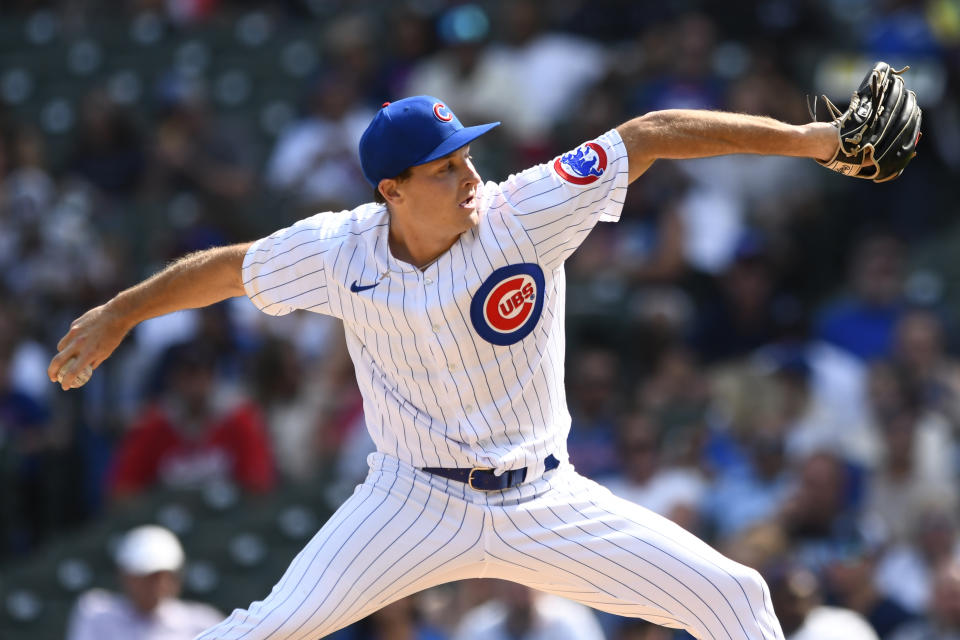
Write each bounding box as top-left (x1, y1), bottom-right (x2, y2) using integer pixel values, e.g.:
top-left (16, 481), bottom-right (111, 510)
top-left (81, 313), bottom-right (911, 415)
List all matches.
top-left (455, 205), bottom-right (480, 230)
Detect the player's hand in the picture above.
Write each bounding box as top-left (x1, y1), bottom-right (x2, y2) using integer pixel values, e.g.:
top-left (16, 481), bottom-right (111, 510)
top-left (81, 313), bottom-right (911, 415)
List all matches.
top-left (47, 303), bottom-right (131, 390)
top-left (810, 61), bottom-right (921, 182)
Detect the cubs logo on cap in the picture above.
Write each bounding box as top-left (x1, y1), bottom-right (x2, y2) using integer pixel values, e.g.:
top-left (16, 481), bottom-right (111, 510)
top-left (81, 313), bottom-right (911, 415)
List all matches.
top-left (470, 264), bottom-right (545, 346)
top-left (433, 102), bottom-right (453, 122)
top-left (554, 141), bottom-right (608, 185)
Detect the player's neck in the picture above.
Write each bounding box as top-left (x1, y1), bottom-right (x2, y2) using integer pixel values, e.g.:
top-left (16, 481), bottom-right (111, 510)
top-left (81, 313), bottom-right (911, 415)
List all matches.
top-left (387, 213), bottom-right (459, 270)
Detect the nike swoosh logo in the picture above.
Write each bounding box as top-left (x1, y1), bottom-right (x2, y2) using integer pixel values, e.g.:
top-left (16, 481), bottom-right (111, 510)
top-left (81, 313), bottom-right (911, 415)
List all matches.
top-left (350, 280), bottom-right (380, 293)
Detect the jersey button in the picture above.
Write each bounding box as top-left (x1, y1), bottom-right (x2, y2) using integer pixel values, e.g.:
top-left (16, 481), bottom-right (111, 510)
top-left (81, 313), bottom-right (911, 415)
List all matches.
top-left (447, 363), bottom-right (457, 371)
top-left (464, 404), bottom-right (475, 413)
top-left (424, 277), bottom-right (434, 285)
top-left (432, 324), bottom-right (441, 332)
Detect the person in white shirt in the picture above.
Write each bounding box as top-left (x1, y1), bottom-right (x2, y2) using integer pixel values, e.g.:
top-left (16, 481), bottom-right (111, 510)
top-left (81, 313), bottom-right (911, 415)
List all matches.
top-left (889, 558), bottom-right (960, 640)
top-left (66, 525), bottom-right (222, 640)
top-left (602, 409), bottom-right (707, 531)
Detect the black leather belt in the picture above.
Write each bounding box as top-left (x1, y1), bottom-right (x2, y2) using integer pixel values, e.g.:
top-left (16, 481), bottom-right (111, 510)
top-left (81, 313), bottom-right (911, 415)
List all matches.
top-left (422, 454), bottom-right (560, 491)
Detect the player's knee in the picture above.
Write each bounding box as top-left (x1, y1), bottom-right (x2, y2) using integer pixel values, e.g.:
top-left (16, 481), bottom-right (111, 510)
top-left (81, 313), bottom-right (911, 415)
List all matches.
top-left (744, 565), bottom-right (771, 604)
top-left (727, 563), bottom-right (781, 636)
top-left (726, 561), bottom-right (769, 603)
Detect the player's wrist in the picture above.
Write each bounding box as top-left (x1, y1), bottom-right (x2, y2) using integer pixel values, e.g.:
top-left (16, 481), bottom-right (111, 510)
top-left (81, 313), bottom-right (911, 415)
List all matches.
top-left (103, 292), bottom-right (142, 335)
top-left (804, 122), bottom-right (840, 162)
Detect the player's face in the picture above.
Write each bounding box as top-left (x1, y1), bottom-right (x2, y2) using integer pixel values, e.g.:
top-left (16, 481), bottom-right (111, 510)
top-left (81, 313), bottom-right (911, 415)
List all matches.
top-left (402, 146), bottom-right (482, 233)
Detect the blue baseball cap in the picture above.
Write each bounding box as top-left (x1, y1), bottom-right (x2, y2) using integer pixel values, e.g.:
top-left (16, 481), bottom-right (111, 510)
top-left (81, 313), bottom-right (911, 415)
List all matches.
top-left (359, 96), bottom-right (500, 188)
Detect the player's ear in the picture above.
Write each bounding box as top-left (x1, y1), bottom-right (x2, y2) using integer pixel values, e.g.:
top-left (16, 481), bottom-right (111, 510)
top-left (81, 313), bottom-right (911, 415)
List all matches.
top-left (378, 178), bottom-right (402, 205)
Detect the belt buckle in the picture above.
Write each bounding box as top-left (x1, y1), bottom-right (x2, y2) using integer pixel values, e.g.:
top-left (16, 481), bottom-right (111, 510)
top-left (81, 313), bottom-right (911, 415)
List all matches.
top-left (467, 467), bottom-right (496, 491)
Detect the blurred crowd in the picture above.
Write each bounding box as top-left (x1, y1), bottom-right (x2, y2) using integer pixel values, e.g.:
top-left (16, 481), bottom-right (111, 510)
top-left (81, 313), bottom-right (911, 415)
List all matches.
top-left (1, 0), bottom-right (960, 639)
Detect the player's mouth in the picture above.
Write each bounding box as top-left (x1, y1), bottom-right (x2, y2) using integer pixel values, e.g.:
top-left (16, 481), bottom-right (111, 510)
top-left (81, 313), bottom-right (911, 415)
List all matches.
top-left (458, 192), bottom-right (476, 209)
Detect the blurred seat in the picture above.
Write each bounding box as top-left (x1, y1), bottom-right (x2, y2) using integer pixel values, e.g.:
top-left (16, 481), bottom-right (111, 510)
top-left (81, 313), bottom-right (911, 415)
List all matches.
top-left (22, 10), bottom-right (61, 48)
top-left (0, 591), bottom-right (73, 640)
top-left (0, 21), bottom-right (27, 54)
top-left (233, 11), bottom-right (275, 49)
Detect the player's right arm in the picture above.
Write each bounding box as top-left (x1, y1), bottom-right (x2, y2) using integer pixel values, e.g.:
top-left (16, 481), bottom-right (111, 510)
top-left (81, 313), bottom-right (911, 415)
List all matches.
top-left (48, 243), bottom-right (251, 390)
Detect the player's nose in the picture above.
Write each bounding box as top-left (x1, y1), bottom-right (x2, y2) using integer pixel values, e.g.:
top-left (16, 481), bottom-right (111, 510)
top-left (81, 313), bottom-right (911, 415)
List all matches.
top-left (462, 162), bottom-right (481, 187)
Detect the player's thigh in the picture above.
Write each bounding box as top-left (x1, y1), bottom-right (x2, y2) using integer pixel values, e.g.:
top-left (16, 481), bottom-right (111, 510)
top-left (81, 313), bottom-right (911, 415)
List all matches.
top-left (485, 469), bottom-right (782, 640)
top-left (196, 468), bottom-right (485, 640)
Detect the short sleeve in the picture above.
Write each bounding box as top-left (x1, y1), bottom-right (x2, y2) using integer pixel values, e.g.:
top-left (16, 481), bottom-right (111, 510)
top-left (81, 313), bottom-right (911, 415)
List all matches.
top-left (497, 129), bottom-right (628, 269)
top-left (242, 214), bottom-right (335, 317)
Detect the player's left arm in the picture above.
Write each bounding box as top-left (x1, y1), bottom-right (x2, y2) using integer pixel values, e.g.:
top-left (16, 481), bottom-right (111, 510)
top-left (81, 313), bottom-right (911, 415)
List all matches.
top-left (617, 110), bottom-right (838, 183)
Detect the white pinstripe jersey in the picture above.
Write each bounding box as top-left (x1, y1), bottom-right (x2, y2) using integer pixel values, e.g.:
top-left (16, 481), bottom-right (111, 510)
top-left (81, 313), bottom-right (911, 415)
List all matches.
top-left (242, 129), bottom-right (628, 475)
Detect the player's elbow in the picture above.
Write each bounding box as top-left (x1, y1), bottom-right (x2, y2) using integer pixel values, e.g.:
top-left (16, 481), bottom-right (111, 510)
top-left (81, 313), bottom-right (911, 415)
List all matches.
top-left (617, 114), bottom-right (663, 182)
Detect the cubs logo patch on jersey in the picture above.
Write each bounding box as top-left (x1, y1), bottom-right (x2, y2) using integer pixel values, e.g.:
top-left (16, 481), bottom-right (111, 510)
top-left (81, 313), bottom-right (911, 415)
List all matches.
top-left (553, 141), bottom-right (608, 185)
top-left (470, 263), bottom-right (545, 346)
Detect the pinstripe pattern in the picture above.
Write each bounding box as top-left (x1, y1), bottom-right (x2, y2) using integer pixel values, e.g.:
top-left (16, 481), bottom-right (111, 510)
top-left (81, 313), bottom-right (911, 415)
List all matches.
top-left (197, 456), bottom-right (784, 640)
top-left (212, 128), bottom-right (786, 640)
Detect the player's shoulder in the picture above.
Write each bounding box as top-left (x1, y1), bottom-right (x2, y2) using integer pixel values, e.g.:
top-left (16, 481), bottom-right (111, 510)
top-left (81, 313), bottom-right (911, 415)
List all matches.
top-left (294, 202), bottom-right (388, 239)
top-left (493, 128), bottom-right (626, 198)
top-left (248, 202), bottom-right (387, 268)
top-left (256, 202), bottom-right (387, 255)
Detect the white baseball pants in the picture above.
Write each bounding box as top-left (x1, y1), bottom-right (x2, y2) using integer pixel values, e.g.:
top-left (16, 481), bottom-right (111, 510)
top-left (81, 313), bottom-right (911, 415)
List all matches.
top-left (196, 453), bottom-right (784, 640)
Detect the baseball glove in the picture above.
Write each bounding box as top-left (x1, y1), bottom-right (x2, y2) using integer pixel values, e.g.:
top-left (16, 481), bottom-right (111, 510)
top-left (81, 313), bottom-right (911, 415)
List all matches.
top-left (809, 61), bottom-right (921, 183)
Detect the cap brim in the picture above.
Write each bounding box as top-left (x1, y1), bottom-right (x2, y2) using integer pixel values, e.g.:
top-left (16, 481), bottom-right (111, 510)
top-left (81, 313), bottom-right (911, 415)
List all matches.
top-left (415, 122), bottom-right (500, 167)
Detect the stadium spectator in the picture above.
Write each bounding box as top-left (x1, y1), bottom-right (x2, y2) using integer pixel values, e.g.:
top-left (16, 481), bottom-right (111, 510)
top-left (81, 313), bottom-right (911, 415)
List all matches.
top-left (862, 404), bottom-right (958, 545)
top-left (265, 71), bottom-right (373, 212)
top-left (66, 525), bottom-right (223, 640)
top-left (145, 73), bottom-right (257, 232)
top-left (66, 88), bottom-right (146, 197)
top-left (690, 233), bottom-right (782, 363)
top-left (634, 344), bottom-right (710, 465)
top-left (821, 540), bottom-right (919, 638)
top-left (404, 4), bottom-right (520, 137)
top-left (566, 161), bottom-right (691, 339)
top-left (875, 498), bottom-right (960, 615)
top-left (603, 408), bottom-right (707, 532)
top-left (452, 580), bottom-right (605, 640)
top-left (815, 232), bottom-right (908, 363)
top-left (0, 339), bottom-right (57, 557)
top-left (892, 307), bottom-right (960, 427)
top-left (777, 451), bottom-right (862, 574)
top-left (766, 562), bottom-right (880, 640)
top-left (251, 335), bottom-right (355, 482)
top-left (614, 618), bottom-right (675, 640)
top-left (566, 345), bottom-right (624, 479)
top-left (375, 6), bottom-right (437, 102)
top-left (702, 424), bottom-right (792, 542)
top-left (888, 558), bottom-right (960, 640)
top-left (493, 0), bottom-right (608, 148)
top-left (629, 12), bottom-right (725, 115)
top-left (107, 341), bottom-right (275, 498)
top-left (2, 125), bottom-right (55, 225)
top-left (330, 594), bottom-right (447, 640)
